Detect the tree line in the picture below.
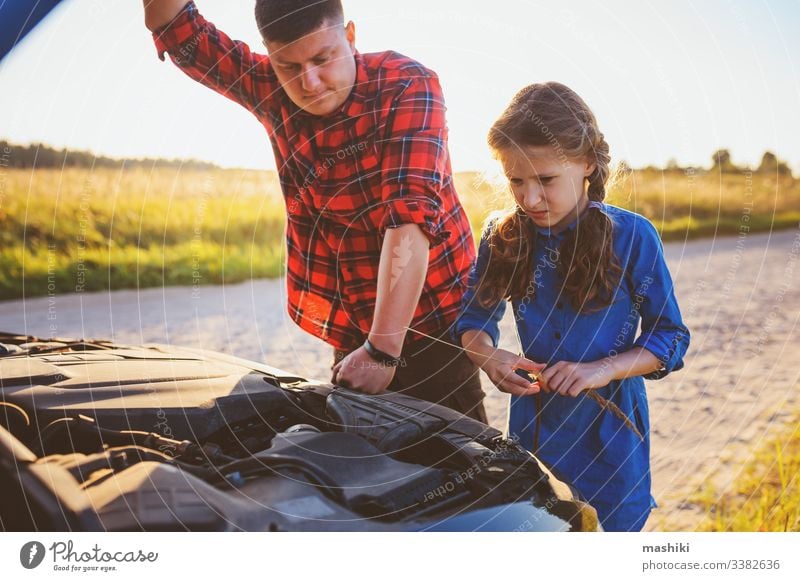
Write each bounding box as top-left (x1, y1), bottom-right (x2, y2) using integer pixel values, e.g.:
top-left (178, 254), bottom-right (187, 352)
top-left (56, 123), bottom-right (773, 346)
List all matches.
top-left (646, 150), bottom-right (793, 176)
top-left (0, 140), bottom-right (219, 170)
top-left (708, 149), bottom-right (792, 175)
top-left (0, 140), bottom-right (793, 176)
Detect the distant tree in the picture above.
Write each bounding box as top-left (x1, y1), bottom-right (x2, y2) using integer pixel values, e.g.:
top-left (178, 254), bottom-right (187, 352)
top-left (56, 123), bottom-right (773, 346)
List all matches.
top-left (0, 140), bottom-right (219, 170)
top-left (711, 148), bottom-right (730, 170)
top-left (759, 151), bottom-right (778, 170)
top-left (666, 158), bottom-right (681, 171)
top-left (757, 151), bottom-right (792, 176)
top-left (711, 148), bottom-right (746, 173)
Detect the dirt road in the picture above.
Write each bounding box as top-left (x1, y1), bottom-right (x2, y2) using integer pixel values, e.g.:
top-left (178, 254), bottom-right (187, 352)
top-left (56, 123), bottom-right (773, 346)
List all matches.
top-left (2, 227), bottom-right (799, 531)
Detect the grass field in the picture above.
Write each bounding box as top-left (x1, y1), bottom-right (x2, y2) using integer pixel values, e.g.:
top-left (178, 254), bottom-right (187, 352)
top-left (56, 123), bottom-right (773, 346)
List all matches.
top-left (1, 166), bottom-right (798, 300)
top-left (691, 411), bottom-right (800, 532)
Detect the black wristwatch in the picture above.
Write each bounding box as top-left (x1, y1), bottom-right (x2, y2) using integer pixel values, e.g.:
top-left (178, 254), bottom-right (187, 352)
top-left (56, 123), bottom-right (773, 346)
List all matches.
top-left (363, 339), bottom-right (403, 367)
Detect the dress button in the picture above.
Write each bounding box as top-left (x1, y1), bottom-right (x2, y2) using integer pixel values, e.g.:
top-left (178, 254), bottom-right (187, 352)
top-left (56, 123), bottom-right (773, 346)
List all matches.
top-left (554, 331), bottom-right (562, 340)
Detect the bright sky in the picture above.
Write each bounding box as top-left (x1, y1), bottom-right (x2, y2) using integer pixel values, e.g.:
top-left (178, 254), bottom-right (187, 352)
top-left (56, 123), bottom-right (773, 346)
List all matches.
top-left (1, 0), bottom-right (798, 173)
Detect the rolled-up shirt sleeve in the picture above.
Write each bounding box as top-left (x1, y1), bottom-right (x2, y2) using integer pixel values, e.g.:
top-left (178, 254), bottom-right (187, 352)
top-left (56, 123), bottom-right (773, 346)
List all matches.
top-left (152, 0), bottom-right (273, 115)
top-left (452, 226), bottom-right (507, 347)
top-left (378, 72), bottom-right (452, 247)
top-left (629, 217), bottom-right (691, 379)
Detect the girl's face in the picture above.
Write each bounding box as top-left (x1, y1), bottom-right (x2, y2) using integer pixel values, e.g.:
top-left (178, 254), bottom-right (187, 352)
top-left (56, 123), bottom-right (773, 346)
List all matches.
top-left (498, 146), bottom-right (596, 231)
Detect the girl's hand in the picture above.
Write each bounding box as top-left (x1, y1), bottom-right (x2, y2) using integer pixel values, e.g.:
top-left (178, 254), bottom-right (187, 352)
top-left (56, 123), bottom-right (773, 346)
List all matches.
top-left (479, 348), bottom-right (547, 397)
top-left (539, 360), bottom-right (615, 397)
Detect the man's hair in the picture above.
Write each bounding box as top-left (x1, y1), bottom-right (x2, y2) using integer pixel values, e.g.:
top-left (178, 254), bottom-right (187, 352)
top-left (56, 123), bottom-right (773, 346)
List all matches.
top-left (255, 0), bottom-right (344, 43)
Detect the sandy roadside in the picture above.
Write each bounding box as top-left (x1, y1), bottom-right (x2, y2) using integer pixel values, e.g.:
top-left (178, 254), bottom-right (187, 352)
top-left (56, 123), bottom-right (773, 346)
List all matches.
top-left (1, 227), bottom-right (799, 531)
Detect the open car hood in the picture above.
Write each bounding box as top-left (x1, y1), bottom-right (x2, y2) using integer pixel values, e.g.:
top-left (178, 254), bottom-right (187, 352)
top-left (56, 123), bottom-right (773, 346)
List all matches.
top-left (0, 332), bottom-right (599, 531)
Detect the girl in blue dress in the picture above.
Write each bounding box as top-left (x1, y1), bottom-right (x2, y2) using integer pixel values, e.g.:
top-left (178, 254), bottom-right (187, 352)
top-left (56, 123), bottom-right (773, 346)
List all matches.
top-left (455, 82), bottom-right (690, 531)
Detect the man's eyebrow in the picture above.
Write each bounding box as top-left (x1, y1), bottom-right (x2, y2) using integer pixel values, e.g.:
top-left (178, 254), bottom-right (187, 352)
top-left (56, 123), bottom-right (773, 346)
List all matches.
top-left (273, 45), bottom-right (336, 66)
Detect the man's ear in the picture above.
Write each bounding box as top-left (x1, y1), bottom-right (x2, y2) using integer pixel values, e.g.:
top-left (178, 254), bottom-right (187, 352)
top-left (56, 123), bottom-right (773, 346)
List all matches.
top-left (345, 21), bottom-right (356, 51)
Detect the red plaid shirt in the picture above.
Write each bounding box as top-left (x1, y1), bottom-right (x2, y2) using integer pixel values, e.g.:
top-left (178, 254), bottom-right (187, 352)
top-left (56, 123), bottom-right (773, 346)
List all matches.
top-left (153, 2), bottom-right (475, 351)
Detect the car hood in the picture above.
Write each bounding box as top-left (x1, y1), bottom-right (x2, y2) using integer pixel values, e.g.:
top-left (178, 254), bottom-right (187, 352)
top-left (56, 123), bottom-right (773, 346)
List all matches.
top-left (1, 333), bottom-right (600, 532)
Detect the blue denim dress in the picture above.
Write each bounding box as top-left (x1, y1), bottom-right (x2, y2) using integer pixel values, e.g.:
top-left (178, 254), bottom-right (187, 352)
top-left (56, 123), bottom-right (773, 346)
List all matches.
top-left (454, 204), bottom-right (690, 531)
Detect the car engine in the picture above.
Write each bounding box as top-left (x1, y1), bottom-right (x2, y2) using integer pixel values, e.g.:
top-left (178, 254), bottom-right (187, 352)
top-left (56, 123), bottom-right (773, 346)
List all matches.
top-left (0, 334), bottom-right (599, 531)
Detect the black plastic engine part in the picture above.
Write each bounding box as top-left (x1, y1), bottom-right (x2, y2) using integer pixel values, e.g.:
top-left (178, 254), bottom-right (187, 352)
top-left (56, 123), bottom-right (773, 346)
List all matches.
top-left (325, 388), bottom-right (503, 453)
top-left (230, 430), bottom-right (455, 520)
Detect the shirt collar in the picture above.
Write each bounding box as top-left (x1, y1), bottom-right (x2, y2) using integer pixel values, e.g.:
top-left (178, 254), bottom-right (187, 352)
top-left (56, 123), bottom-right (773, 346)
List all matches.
top-left (531, 200), bottom-right (608, 239)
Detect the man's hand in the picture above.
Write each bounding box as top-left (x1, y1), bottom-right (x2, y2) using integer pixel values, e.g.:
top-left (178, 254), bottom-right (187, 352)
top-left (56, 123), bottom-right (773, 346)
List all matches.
top-left (331, 346), bottom-right (396, 394)
top-left (143, 0), bottom-right (189, 31)
top-left (538, 360), bottom-right (615, 397)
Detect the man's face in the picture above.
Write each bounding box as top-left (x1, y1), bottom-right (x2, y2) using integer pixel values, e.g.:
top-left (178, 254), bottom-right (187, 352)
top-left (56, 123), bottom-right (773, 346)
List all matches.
top-left (264, 20), bottom-right (357, 116)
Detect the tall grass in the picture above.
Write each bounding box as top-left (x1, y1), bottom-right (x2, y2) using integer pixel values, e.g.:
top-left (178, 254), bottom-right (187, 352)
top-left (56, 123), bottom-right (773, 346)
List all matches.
top-left (608, 168), bottom-right (800, 241)
top-left (457, 168), bottom-right (800, 241)
top-left (692, 413), bottom-right (800, 532)
top-left (1, 166), bottom-right (798, 300)
top-left (0, 167), bottom-right (285, 299)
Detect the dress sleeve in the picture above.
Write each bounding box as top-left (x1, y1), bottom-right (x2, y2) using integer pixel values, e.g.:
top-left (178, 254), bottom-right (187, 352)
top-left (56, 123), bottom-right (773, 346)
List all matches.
top-left (629, 217), bottom-right (691, 379)
top-left (152, 1), bottom-right (274, 116)
top-left (451, 224), bottom-right (507, 347)
top-left (378, 71), bottom-right (452, 248)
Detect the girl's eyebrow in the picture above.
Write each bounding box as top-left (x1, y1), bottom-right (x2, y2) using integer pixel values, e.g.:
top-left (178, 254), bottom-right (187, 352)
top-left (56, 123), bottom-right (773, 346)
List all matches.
top-left (510, 173), bottom-right (557, 180)
top-left (505, 174), bottom-right (557, 181)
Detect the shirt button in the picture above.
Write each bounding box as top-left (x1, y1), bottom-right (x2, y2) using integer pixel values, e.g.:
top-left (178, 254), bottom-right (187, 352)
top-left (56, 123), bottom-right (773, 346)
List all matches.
top-left (554, 331), bottom-right (562, 340)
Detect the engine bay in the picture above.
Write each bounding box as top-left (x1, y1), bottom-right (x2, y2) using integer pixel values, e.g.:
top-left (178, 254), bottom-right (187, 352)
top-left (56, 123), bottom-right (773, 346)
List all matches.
top-left (0, 335), bottom-right (598, 531)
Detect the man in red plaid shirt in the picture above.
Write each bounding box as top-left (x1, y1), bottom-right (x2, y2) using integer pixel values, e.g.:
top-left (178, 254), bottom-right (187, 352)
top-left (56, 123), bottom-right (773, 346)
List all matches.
top-left (144, 0), bottom-right (486, 421)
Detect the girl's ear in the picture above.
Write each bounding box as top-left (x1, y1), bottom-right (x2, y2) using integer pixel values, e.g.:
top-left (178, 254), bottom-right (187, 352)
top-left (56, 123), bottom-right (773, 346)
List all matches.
top-left (584, 158), bottom-right (597, 177)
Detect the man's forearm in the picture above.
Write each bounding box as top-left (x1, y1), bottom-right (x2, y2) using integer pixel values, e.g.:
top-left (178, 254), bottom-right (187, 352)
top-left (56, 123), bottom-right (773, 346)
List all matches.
top-left (143, 0), bottom-right (189, 31)
top-left (368, 224), bottom-right (430, 356)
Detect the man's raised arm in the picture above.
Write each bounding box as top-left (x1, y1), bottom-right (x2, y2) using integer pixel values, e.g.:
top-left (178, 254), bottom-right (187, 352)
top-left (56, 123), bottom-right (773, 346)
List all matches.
top-left (143, 0), bottom-right (189, 32)
top-left (142, 0), bottom-right (272, 116)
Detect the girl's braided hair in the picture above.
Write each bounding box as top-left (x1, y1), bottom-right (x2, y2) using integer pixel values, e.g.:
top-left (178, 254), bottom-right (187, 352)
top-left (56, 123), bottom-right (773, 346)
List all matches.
top-left (479, 82), bottom-right (623, 312)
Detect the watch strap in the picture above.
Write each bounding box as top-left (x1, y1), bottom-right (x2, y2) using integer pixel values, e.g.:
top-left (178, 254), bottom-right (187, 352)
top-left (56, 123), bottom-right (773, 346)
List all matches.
top-left (363, 339), bottom-right (402, 367)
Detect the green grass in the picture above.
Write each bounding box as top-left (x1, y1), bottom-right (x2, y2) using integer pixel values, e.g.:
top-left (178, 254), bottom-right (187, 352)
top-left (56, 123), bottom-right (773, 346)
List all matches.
top-left (0, 167), bottom-right (286, 299)
top-left (457, 168), bottom-right (800, 241)
top-left (0, 166), bottom-right (798, 300)
top-left (690, 412), bottom-right (800, 532)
